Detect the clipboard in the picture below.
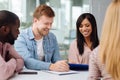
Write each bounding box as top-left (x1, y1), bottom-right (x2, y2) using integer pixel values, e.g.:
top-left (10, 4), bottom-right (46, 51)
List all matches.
top-left (68, 63), bottom-right (88, 71)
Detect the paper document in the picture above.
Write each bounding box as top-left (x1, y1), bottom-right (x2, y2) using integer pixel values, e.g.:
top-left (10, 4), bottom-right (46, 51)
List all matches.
top-left (42, 70), bottom-right (79, 75)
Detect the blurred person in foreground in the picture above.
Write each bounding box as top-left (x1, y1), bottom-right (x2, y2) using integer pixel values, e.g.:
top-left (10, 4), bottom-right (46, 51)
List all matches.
top-left (88, 0), bottom-right (120, 80)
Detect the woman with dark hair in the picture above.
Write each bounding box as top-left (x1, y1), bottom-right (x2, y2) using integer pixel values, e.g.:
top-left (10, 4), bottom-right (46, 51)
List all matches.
top-left (68, 13), bottom-right (99, 64)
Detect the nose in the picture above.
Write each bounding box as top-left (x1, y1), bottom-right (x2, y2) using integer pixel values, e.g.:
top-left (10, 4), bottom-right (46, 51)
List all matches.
top-left (18, 29), bottom-right (20, 34)
top-left (16, 29), bottom-right (20, 37)
top-left (82, 25), bottom-right (87, 31)
top-left (47, 24), bottom-right (52, 29)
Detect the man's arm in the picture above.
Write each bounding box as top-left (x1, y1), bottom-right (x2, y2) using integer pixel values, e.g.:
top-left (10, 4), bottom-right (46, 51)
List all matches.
top-left (48, 33), bottom-right (69, 72)
top-left (49, 60), bottom-right (69, 72)
top-left (48, 33), bottom-right (62, 62)
top-left (14, 33), bottom-right (51, 70)
top-left (0, 55), bottom-right (16, 80)
top-left (4, 43), bottom-right (24, 72)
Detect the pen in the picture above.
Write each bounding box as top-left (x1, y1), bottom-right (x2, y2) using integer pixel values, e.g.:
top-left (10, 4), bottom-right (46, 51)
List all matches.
top-left (18, 71), bottom-right (38, 74)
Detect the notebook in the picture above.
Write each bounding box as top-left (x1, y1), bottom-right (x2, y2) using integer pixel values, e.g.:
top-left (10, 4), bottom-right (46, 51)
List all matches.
top-left (42, 70), bottom-right (79, 75)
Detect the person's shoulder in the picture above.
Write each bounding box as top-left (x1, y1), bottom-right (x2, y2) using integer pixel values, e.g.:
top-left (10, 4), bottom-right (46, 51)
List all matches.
top-left (93, 46), bottom-right (99, 53)
top-left (19, 27), bottom-right (33, 38)
top-left (46, 32), bottom-right (56, 39)
top-left (48, 32), bottom-right (55, 36)
top-left (70, 39), bottom-right (77, 45)
top-left (20, 27), bottom-right (31, 34)
top-left (91, 46), bottom-right (99, 57)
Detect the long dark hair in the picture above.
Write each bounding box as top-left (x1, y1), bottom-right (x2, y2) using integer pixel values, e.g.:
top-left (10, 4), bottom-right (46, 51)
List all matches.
top-left (76, 13), bottom-right (99, 55)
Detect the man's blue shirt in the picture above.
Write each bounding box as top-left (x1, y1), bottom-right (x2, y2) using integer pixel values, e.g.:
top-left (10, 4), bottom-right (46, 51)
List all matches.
top-left (14, 27), bottom-right (61, 70)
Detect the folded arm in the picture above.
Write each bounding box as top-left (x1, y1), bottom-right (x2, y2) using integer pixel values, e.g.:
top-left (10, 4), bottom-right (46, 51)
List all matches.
top-left (0, 55), bottom-right (16, 80)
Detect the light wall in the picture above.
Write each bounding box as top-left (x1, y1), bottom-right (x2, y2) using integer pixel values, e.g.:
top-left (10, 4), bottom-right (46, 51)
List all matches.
top-left (90, 0), bottom-right (112, 37)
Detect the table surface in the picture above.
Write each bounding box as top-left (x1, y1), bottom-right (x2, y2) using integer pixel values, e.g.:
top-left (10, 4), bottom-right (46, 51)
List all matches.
top-left (10, 69), bottom-right (89, 80)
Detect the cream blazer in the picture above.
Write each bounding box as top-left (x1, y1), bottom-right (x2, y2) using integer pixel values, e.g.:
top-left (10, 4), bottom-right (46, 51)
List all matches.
top-left (68, 39), bottom-right (92, 64)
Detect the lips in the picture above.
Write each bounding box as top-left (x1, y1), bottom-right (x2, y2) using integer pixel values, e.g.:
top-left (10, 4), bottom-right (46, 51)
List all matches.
top-left (43, 28), bottom-right (49, 31)
top-left (82, 31), bottom-right (89, 35)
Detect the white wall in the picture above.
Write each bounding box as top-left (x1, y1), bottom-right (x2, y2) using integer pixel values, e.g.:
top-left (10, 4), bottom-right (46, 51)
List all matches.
top-left (90, 0), bottom-right (112, 37)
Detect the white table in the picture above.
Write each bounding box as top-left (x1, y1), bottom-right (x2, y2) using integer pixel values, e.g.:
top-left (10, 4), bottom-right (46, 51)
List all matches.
top-left (10, 69), bottom-right (89, 80)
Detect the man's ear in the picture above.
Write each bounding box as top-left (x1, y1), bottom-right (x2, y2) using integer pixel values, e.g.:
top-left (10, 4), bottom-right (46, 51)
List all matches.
top-left (33, 18), bottom-right (38, 23)
top-left (0, 26), bottom-right (10, 34)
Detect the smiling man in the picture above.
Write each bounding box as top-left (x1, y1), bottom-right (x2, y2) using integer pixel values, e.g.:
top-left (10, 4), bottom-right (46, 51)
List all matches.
top-left (14, 4), bottom-right (69, 72)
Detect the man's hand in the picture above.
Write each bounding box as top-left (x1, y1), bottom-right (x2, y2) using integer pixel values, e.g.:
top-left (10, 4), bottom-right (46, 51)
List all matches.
top-left (49, 60), bottom-right (69, 72)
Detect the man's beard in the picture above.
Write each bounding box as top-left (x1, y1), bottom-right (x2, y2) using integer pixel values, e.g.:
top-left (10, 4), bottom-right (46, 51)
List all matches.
top-left (38, 28), bottom-right (49, 37)
top-left (5, 32), bottom-right (15, 45)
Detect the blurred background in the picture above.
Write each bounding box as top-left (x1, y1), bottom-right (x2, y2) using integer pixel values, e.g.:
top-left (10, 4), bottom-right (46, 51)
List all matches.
top-left (0, 0), bottom-right (111, 59)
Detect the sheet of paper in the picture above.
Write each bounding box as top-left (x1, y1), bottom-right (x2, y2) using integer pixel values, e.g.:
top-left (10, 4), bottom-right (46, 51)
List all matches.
top-left (42, 70), bottom-right (79, 75)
